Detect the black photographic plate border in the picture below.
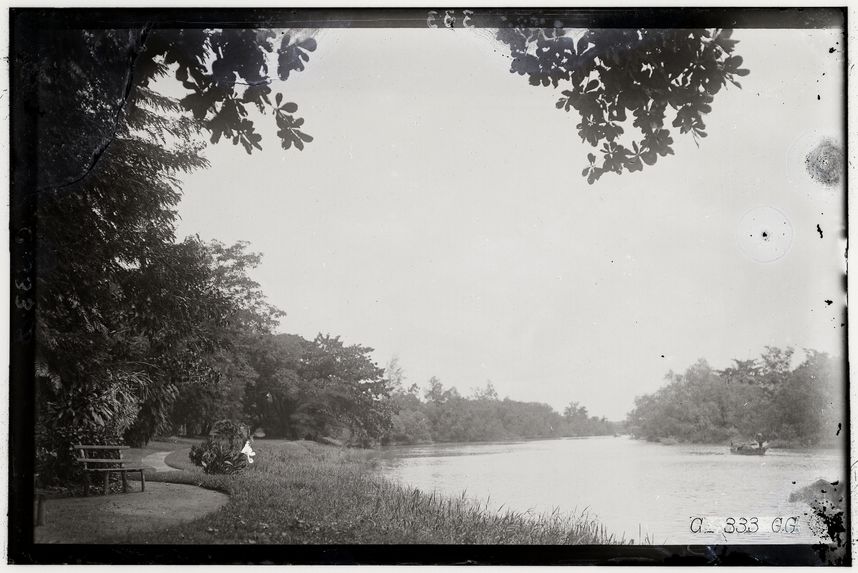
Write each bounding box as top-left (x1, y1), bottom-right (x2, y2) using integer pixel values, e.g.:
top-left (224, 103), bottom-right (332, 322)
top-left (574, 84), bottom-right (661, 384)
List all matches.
top-left (8, 6), bottom-right (849, 566)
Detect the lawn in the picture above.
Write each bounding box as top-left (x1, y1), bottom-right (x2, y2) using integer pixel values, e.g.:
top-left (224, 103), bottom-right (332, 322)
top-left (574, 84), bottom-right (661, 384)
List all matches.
top-left (111, 439), bottom-right (624, 545)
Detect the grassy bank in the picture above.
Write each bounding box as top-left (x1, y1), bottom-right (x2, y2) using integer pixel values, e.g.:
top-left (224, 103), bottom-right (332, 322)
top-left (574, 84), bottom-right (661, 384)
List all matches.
top-left (115, 439), bottom-right (623, 544)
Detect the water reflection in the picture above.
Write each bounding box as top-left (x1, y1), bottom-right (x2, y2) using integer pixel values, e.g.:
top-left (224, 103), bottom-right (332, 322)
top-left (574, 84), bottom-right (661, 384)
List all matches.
top-left (372, 436), bottom-right (845, 544)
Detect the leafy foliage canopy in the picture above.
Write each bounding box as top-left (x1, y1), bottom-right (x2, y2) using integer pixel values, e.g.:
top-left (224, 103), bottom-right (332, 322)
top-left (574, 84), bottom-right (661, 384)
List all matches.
top-left (496, 27), bottom-right (749, 183)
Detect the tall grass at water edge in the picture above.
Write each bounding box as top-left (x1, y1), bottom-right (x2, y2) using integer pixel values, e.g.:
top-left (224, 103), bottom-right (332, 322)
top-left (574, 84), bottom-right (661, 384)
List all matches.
top-left (120, 439), bottom-right (630, 544)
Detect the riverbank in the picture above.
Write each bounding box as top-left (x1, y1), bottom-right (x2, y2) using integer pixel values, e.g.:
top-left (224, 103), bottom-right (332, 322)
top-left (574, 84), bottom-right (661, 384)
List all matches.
top-left (385, 433), bottom-right (618, 448)
top-left (642, 435), bottom-right (845, 449)
top-left (112, 439), bottom-right (622, 544)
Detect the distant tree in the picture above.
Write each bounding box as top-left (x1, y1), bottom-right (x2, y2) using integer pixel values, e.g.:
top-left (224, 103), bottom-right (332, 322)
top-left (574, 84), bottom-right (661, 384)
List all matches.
top-left (757, 346), bottom-right (795, 391)
top-left (382, 357), bottom-right (433, 444)
top-left (385, 356), bottom-right (407, 393)
top-left (121, 238), bottom-right (284, 445)
top-left (499, 399), bottom-right (560, 438)
top-left (627, 348), bottom-right (843, 446)
top-left (169, 346), bottom-right (254, 437)
top-left (424, 376), bottom-right (451, 404)
top-left (563, 401), bottom-right (588, 434)
top-left (162, 240), bottom-right (284, 438)
top-left (387, 409), bottom-right (434, 444)
top-left (496, 26), bottom-right (750, 183)
top-left (243, 333), bottom-right (310, 438)
top-left (299, 335), bottom-right (393, 445)
top-left (770, 350), bottom-right (842, 446)
top-left (718, 358), bottom-right (761, 385)
top-left (243, 333), bottom-right (396, 444)
top-left (377, 367), bottom-right (613, 445)
top-left (472, 381), bottom-right (499, 401)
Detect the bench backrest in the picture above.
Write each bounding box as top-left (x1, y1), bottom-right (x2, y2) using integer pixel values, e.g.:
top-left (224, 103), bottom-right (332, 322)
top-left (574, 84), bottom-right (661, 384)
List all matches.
top-left (74, 445), bottom-right (129, 470)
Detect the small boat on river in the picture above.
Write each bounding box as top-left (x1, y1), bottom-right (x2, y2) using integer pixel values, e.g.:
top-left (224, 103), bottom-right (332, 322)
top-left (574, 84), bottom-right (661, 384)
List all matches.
top-left (730, 443), bottom-right (768, 456)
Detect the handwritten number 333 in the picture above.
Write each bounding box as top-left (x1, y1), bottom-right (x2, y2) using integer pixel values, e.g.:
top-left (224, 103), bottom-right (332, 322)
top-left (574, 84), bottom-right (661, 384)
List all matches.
top-left (427, 10), bottom-right (475, 29)
top-left (724, 517), bottom-right (759, 534)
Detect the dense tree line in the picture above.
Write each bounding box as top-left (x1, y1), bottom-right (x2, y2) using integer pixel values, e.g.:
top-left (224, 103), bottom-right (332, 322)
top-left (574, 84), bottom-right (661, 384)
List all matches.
top-left (625, 348), bottom-right (845, 447)
top-left (382, 362), bottom-right (618, 445)
top-left (28, 25), bottom-right (331, 483)
top-left (204, 332), bottom-right (391, 447)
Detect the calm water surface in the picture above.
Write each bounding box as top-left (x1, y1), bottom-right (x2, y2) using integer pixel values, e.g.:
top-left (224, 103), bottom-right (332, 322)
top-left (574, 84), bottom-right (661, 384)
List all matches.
top-left (372, 436), bottom-right (845, 544)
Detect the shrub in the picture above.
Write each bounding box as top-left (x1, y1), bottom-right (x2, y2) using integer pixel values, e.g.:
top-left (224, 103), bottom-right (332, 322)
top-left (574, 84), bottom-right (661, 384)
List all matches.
top-left (210, 419), bottom-right (250, 446)
top-left (189, 419), bottom-right (253, 475)
top-left (35, 369), bottom-right (144, 485)
top-left (189, 439), bottom-right (248, 474)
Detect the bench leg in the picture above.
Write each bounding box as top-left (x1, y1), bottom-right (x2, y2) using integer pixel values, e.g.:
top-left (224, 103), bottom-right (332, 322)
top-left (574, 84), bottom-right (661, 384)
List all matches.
top-left (103, 471), bottom-right (110, 495)
top-left (140, 470), bottom-right (145, 492)
top-left (83, 472), bottom-right (90, 497)
top-left (35, 494), bottom-right (47, 526)
top-left (121, 470), bottom-right (128, 493)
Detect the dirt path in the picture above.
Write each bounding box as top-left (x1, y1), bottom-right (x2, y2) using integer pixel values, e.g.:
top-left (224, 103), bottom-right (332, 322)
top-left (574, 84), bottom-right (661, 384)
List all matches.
top-left (141, 451), bottom-right (173, 472)
top-left (35, 439), bottom-right (226, 544)
top-left (34, 481), bottom-right (229, 544)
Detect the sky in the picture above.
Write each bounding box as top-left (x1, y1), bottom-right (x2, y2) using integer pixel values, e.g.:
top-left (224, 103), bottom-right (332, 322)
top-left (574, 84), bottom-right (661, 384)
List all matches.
top-left (175, 27), bottom-right (845, 420)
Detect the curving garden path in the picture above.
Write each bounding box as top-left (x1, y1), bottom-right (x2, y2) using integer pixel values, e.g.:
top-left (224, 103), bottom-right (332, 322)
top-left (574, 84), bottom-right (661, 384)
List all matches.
top-left (35, 441), bottom-right (227, 544)
top-left (141, 451), bottom-right (174, 473)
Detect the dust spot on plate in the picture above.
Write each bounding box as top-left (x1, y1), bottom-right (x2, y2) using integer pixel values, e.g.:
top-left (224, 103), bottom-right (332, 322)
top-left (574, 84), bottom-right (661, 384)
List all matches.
top-left (736, 206), bottom-right (793, 263)
top-left (805, 138), bottom-right (843, 187)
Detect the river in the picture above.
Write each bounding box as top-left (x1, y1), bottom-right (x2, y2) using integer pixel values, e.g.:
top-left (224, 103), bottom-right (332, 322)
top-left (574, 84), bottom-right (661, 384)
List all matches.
top-left (372, 436), bottom-right (845, 544)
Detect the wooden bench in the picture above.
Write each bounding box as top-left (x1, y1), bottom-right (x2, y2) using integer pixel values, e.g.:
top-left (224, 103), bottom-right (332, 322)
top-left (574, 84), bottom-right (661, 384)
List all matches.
top-left (74, 445), bottom-right (146, 496)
